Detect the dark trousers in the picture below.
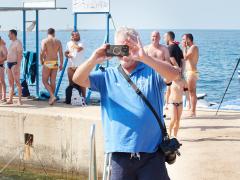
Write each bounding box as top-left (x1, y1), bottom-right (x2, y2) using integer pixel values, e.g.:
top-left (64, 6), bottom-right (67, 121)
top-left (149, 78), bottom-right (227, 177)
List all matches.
top-left (65, 83), bottom-right (82, 104)
top-left (111, 151), bottom-right (170, 180)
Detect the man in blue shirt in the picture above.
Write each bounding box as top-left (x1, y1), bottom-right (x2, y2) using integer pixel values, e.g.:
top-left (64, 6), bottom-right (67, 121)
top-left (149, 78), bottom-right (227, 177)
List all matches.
top-left (73, 27), bottom-right (180, 180)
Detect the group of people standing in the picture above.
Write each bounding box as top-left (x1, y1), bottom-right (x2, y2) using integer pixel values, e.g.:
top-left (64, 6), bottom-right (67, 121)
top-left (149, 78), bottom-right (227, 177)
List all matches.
top-left (0, 29), bottom-right (199, 136)
top-left (0, 28), bottom-right (86, 106)
top-left (144, 31), bottom-right (199, 137)
top-left (40, 28), bottom-right (86, 105)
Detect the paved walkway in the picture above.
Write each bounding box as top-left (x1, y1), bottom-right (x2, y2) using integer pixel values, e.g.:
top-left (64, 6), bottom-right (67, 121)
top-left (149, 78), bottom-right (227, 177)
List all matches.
top-left (0, 99), bottom-right (240, 180)
top-left (166, 109), bottom-right (240, 180)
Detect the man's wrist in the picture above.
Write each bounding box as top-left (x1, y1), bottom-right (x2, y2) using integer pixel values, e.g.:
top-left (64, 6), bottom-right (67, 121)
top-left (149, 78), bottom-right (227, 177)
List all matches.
top-left (141, 54), bottom-right (152, 63)
top-left (89, 53), bottom-right (99, 64)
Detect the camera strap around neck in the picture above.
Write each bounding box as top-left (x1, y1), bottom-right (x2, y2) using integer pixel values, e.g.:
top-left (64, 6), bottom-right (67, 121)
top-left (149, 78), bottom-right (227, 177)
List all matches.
top-left (118, 65), bottom-right (168, 138)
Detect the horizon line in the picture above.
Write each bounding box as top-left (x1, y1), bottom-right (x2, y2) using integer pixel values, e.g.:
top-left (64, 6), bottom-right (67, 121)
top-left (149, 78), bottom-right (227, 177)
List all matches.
top-left (1, 28), bottom-right (240, 31)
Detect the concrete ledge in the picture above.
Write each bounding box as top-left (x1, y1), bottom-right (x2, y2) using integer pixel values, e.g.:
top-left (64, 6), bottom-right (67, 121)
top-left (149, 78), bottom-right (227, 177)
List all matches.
top-left (0, 100), bottom-right (104, 177)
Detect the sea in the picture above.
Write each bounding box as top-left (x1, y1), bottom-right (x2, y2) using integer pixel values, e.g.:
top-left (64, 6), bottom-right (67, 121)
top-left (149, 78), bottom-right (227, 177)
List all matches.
top-left (1, 29), bottom-right (240, 107)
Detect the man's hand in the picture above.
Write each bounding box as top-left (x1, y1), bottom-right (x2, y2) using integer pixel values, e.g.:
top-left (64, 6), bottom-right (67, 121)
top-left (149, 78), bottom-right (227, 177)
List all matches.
top-left (181, 40), bottom-right (187, 48)
top-left (68, 54), bottom-right (73, 58)
top-left (125, 36), bottom-right (180, 82)
top-left (66, 52), bottom-right (73, 59)
top-left (91, 44), bottom-right (111, 64)
top-left (59, 64), bottom-right (63, 71)
top-left (76, 46), bottom-right (83, 52)
top-left (73, 44), bottom-right (110, 88)
top-left (124, 36), bottom-right (146, 61)
top-left (65, 50), bottom-right (71, 58)
top-left (16, 64), bottom-right (21, 71)
top-left (72, 44), bottom-right (83, 52)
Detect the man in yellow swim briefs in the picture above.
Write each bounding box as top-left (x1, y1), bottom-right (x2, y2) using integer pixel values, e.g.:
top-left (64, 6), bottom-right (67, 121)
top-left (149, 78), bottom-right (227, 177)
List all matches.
top-left (40, 28), bottom-right (63, 105)
top-left (182, 33), bottom-right (199, 117)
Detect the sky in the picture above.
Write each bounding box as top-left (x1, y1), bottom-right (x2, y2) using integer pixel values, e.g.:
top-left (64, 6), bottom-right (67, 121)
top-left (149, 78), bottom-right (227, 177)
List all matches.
top-left (0, 0), bottom-right (240, 30)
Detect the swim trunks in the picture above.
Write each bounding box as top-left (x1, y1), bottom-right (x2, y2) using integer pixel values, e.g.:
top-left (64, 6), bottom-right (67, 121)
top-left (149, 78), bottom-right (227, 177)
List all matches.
top-left (44, 60), bottom-right (58, 70)
top-left (185, 71), bottom-right (199, 80)
top-left (7, 62), bottom-right (17, 69)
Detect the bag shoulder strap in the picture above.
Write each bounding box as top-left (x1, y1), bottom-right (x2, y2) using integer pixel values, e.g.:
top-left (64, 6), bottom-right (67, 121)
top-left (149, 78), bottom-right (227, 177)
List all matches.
top-left (118, 65), bottom-right (168, 137)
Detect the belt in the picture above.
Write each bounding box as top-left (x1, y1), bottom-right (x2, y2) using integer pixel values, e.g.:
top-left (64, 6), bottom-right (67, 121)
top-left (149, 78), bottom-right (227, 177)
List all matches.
top-left (112, 151), bottom-right (159, 160)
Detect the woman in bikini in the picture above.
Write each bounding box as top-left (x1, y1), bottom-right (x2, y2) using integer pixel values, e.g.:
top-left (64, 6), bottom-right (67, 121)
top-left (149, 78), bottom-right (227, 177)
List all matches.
top-left (169, 70), bottom-right (188, 138)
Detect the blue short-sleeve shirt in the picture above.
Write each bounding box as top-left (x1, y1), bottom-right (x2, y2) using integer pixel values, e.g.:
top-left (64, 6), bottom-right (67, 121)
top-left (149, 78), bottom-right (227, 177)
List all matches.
top-left (89, 62), bottom-right (166, 153)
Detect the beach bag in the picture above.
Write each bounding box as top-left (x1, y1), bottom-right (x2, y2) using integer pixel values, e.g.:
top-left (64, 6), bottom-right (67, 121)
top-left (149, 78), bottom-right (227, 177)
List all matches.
top-left (71, 89), bottom-right (84, 106)
top-left (21, 79), bottom-right (30, 97)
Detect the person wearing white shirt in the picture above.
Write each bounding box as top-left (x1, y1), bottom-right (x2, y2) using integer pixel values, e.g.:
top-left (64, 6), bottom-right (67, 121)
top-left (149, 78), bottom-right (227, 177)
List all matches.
top-left (65, 31), bottom-right (86, 100)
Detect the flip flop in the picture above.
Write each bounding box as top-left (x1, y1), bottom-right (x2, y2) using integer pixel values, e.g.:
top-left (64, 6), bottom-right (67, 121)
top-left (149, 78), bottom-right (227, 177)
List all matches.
top-left (0, 99), bottom-right (7, 103)
top-left (18, 101), bottom-right (23, 106)
top-left (6, 101), bottom-right (13, 105)
top-left (186, 113), bottom-right (196, 118)
top-left (49, 96), bottom-right (57, 105)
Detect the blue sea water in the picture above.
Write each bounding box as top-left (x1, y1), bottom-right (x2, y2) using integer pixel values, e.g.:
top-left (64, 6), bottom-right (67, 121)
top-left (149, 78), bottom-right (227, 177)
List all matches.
top-left (0, 29), bottom-right (240, 103)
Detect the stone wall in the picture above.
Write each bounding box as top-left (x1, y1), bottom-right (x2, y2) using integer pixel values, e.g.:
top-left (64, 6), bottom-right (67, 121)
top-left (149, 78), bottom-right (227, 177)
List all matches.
top-left (0, 109), bottom-right (104, 177)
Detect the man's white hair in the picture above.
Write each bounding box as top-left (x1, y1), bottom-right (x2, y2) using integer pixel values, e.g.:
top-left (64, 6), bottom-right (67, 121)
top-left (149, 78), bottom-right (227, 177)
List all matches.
top-left (115, 27), bottom-right (139, 43)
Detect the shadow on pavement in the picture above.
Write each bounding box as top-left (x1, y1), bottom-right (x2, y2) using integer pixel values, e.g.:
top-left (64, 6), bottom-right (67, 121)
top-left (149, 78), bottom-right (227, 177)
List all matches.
top-left (180, 125), bottom-right (240, 131)
top-left (181, 137), bottom-right (240, 142)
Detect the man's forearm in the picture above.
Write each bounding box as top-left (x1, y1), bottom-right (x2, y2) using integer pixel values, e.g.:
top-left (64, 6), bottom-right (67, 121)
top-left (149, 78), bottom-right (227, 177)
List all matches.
top-left (40, 54), bottom-right (44, 64)
top-left (141, 55), bottom-right (180, 81)
top-left (73, 55), bottom-right (98, 87)
top-left (3, 47), bottom-right (7, 61)
top-left (17, 53), bottom-right (22, 64)
top-left (60, 53), bottom-right (63, 65)
top-left (0, 53), bottom-right (6, 62)
top-left (183, 48), bottom-right (188, 60)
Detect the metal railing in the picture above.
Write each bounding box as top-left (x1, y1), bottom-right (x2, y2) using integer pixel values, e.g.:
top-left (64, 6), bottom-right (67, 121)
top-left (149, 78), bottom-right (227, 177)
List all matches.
top-left (89, 124), bottom-right (112, 180)
top-left (102, 153), bottom-right (112, 180)
top-left (89, 124), bottom-right (98, 180)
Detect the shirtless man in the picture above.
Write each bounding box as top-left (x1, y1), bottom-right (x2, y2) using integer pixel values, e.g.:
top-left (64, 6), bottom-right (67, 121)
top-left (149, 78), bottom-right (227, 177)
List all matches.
top-left (40, 28), bottom-right (63, 105)
top-left (0, 36), bottom-right (8, 102)
top-left (144, 31), bottom-right (171, 111)
top-left (182, 33), bottom-right (199, 117)
top-left (7, 30), bottom-right (23, 105)
top-left (144, 31), bottom-right (170, 62)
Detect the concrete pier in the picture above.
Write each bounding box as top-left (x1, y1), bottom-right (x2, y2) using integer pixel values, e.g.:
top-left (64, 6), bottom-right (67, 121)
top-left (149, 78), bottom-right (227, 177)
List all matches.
top-left (0, 99), bottom-right (240, 179)
top-left (0, 99), bottom-right (104, 178)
